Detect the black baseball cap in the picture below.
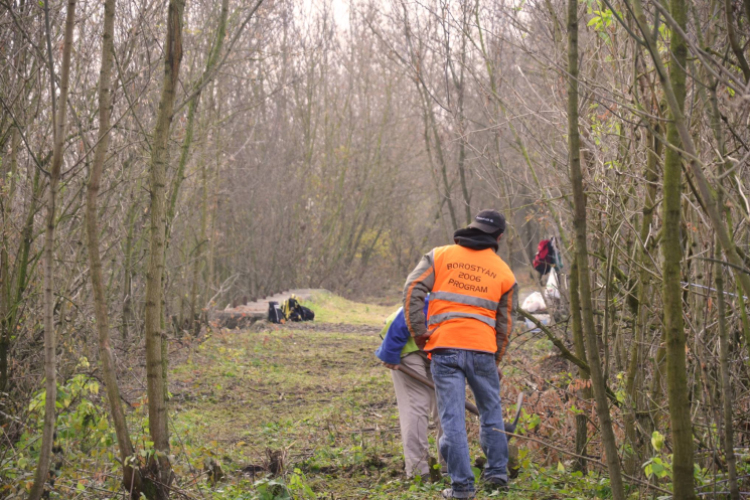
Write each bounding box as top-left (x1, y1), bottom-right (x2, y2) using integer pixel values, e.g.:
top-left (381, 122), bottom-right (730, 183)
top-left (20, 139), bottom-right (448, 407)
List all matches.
top-left (468, 209), bottom-right (506, 235)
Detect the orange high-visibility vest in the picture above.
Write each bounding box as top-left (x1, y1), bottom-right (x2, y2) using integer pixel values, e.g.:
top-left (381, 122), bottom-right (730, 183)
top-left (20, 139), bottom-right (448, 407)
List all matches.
top-left (425, 245), bottom-right (515, 353)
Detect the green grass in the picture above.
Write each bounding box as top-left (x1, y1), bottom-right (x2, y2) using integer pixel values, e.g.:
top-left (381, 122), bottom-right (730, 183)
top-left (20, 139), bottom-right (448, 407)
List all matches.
top-left (3, 292), bottom-right (635, 500)
top-left (304, 290), bottom-right (397, 325)
top-left (163, 296), bottom-right (617, 499)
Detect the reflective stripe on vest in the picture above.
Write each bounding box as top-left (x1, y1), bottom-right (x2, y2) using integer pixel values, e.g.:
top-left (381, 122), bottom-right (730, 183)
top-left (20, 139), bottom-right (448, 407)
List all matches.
top-left (424, 244), bottom-right (514, 354)
top-left (430, 291), bottom-right (499, 311)
top-left (427, 311), bottom-right (497, 328)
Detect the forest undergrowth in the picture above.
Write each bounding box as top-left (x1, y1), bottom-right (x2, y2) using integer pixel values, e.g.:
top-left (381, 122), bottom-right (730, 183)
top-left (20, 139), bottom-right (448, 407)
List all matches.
top-left (2, 291), bottom-right (747, 499)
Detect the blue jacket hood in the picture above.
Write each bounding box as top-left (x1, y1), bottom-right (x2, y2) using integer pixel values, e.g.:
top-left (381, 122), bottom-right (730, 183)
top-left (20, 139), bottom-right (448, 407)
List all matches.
top-left (375, 298), bottom-right (429, 365)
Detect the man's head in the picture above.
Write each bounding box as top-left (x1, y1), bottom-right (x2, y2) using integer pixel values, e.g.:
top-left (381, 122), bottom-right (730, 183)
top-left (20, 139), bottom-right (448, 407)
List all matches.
top-left (468, 209), bottom-right (506, 240)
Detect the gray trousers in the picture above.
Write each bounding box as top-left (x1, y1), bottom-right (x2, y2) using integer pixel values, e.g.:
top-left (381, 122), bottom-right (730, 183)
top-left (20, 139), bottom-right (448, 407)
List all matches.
top-left (391, 352), bottom-right (444, 478)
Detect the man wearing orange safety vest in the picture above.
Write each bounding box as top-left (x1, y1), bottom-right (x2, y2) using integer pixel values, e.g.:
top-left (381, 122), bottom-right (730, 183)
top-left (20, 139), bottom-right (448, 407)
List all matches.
top-left (403, 209), bottom-right (517, 499)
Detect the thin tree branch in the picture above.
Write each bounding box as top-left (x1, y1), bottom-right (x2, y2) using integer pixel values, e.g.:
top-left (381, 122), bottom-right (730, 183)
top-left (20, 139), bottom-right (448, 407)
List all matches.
top-left (173, 0), bottom-right (265, 114)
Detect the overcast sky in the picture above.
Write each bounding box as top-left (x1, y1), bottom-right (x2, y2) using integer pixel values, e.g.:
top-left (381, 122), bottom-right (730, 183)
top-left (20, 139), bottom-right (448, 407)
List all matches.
top-left (300, 0), bottom-right (352, 30)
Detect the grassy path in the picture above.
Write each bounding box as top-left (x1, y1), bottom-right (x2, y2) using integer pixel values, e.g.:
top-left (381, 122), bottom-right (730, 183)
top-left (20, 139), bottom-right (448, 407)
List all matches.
top-left (165, 292), bottom-right (613, 499)
top-left (0, 293), bottom-right (707, 498)
top-left (1, 292), bottom-right (618, 499)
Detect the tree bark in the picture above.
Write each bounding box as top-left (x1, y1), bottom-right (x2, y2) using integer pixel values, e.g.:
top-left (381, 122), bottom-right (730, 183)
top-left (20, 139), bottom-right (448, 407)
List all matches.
top-left (446, 3), bottom-right (471, 225)
top-left (543, 0), bottom-right (563, 46)
top-left (121, 198), bottom-right (139, 340)
top-left (705, 65), bottom-right (740, 500)
top-left (623, 123), bottom-right (660, 474)
top-left (569, 258), bottom-right (592, 473)
top-left (189, 129), bottom-right (210, 333)
top-left (724, 0), bottom-right (750, 83)
top-left (166, 0), bottom-right (229, 238)
top-left (143, 0), bottom-right (185, 496)
top-left (169, 0), bottom-right (229, 334)
top-left (705, 68), bottom-right (750, 367)
top-left (631, 0), bottom-right (750, 302)
top-left (29, 0), bottom-right (77, 498)
top-left (632, 0), bottom-right (695, 495)
top-left (714, 239), bottom-right (740, 500)
top-left (84, 0), bottom-right (140, 494)
top-left (566, 0), bottom-right (625, 497)
top-left (0, 126), bottom-right (18, 393)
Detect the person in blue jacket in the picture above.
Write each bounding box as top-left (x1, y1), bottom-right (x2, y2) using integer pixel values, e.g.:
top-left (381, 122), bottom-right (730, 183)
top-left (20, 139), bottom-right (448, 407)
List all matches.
top-left (376, 298), bottom-right (443, 478)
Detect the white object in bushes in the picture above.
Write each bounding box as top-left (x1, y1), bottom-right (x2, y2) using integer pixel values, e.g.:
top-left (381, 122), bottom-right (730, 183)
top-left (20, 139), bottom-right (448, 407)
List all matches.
top-left (545, 268), bottom-right (561, 300)
top-left (521, 291), bottom-right (547, 313)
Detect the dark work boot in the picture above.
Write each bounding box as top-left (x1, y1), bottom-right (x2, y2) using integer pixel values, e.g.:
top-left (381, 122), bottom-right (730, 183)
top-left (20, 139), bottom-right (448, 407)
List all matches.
top-left (483, 476), bottom-right (509, 492)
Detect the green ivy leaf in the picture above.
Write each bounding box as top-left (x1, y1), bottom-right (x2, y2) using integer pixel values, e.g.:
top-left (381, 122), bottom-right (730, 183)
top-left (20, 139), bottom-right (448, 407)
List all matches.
top-left (651, 430), bottom-right (665, 451)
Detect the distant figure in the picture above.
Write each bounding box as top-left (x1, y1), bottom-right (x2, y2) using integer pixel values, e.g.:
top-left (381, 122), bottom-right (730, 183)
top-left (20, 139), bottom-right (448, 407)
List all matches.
top-left (375, 298), bottom-right (444, 479)
top-left (532, 237), bottom-right (560, 285)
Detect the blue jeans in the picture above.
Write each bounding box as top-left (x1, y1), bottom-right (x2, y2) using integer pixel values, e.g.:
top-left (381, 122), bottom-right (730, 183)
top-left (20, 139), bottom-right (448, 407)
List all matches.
top-left (431, 349), bottom-right (508, 498)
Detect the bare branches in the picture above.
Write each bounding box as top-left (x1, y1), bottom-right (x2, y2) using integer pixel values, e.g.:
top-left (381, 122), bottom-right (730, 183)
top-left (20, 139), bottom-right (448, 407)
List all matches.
top-left (3, 1), bottom-right (750, 498)
top-left (173, 0), bottom-right (265, 115)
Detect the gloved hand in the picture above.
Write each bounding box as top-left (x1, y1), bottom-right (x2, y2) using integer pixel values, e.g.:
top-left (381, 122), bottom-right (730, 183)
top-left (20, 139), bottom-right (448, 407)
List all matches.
top-left (414, 328), bottom-right (436, 349)
top-left (414, 334), bottom-right (430, 349)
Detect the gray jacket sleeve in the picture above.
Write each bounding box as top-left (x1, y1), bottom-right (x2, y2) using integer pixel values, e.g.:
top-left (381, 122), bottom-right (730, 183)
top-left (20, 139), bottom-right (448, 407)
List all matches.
top-left (402, 250), bottom-right (435, 338)
top-left (495, 282), bottom-right (518, 363)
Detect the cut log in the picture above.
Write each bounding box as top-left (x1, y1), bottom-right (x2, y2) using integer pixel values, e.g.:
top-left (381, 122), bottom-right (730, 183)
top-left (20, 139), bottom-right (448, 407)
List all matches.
top-left (209, 311), bottom-right (264, 330)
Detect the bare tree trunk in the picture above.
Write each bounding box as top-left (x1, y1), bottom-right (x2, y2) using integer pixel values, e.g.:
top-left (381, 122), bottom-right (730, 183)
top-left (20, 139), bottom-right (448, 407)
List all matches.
top-left (473, 3), bottom-right (520, 263)
top-left (189, 133), bottom-right (209, 333)
top-left (400, 4), bottom-right (458, 231)
top-left (166, 0), bottom-right (229, 238)
top-left (705, 65), bottom-right (740, 500)
top-left (623, 124), bottom-right (660, 474)
top-left (630, 0), bottom-right (750, 302)
top-left (0, 126), bottom-right (18, 393)
top-left (569, 258), bottom-right (592, 473)
top-left (29, 0), bottom-right (77, 498)
top-left (658, 2), bottom-right (693, 496)
top-left (630, 1), bottom-right (696, 496)
top-left (714, 238), bottom-right (740, 500)
top-left (84, 0), bottom-right (140, 494)
top-left (121, 198), bottom-right (139, 340)
top-left (543, 0), bottom-right (563, 46)
top-left (421, 85), bottom-right (459, 231)
top-left (169, 0), bottom-right (229, 335)
top-left (566, 0), bottom-right (625, 497)
top-left (445, 2), bottom-right (471, 225)
top-left (143, 0), bottom-right (185, 497)
top-left (456, 97), bottom-right (470, 225)
top-left (724, 0), bottom-right (750, 83)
